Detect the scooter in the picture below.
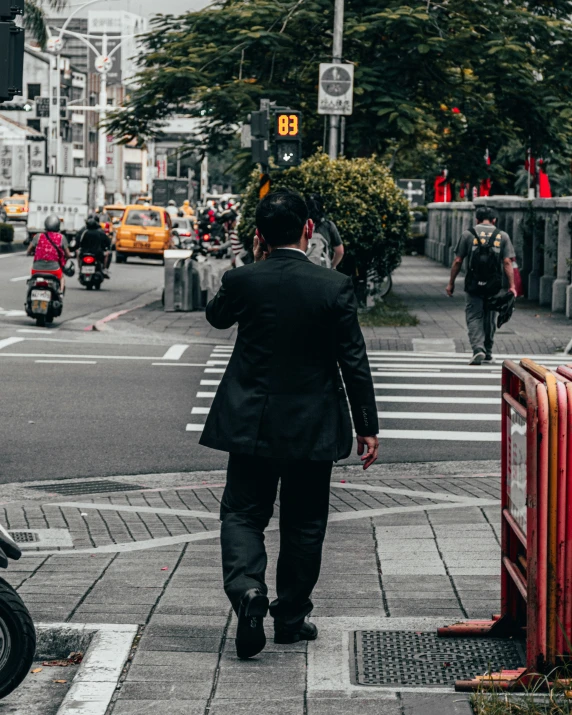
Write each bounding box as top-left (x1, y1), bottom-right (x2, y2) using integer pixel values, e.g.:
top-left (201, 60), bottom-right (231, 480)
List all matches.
top-left (25, 273), bottom-right (63, 327)
top-left (0, 524), bottom-right (36, 700)
top-left (78, 253), bottom-right (105, 290)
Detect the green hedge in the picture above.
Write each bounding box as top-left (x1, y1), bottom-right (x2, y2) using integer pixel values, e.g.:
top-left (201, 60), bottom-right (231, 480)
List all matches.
top-left (0, 223), bottom-right (14, 243)
top-left (238, 153), bottom-right (410, 284)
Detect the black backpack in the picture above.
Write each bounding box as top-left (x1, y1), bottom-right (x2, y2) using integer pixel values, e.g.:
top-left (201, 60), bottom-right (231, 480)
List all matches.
top-left (464, 227), bottom-right (502, 297)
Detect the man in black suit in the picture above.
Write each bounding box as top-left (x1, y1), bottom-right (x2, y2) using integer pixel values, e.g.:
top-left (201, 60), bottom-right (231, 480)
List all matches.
top-left (200, 188), bottom-right (379, 659)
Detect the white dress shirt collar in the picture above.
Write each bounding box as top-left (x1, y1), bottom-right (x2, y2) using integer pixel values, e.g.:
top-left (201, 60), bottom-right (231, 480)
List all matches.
top-left (275, 247), bottom-right (306, 256)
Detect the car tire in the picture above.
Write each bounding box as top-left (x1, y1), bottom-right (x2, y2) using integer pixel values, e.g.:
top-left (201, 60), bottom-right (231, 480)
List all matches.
top-left (115, 253), bottom-right (126, 264)
top-left (0, 578), bottom-right (36, 700)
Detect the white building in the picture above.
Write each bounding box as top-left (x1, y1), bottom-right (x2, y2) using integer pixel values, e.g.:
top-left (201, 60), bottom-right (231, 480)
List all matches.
top-left (0, 115), bottom-right (44, 195)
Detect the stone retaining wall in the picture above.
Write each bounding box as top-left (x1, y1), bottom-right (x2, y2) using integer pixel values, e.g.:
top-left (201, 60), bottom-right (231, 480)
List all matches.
top-left (426, 197), bottom-right (572, 316)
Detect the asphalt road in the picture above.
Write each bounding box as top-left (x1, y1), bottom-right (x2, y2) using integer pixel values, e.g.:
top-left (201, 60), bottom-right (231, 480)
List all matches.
top-left (0, 246), bottom-right (164, 328)
top-left (0, 328), bottom-right (518, 484)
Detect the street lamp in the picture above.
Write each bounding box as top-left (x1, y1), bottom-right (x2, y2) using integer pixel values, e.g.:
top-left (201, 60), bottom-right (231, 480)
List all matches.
top-left (45, 0), bottom-right (131, 207)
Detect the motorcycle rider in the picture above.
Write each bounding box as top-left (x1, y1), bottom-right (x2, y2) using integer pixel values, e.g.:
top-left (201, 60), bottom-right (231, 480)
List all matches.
top-left (180, 199), bottom-right (194, 217)
top-left (166, 199), bottom-right (179, 219)
top-left (76, 214), bottom-right (112, 277)
top-left (26, 214), bottom-right (71, 294)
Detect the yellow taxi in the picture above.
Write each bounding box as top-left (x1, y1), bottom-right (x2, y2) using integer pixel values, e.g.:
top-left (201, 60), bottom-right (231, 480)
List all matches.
top-left (2, 194), bottom-right (28, 221)
top-left (103, 204), bottom-right (125, 227)
top-left (115, 204), bottom-right (175, 263)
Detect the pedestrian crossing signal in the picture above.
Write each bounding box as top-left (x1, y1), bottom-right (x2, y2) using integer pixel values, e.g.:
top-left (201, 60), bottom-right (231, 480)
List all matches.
top-left (275, 140), bottom-right (302, 167)
top-left (274, 110), bottom-right (302, 167)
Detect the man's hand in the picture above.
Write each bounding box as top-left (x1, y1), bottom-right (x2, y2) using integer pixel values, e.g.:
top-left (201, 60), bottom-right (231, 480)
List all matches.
top-left (356, 435), bottom-right (379, 471)
top-left (253, 234), bottom-right (268, 262)
top-left (446, 282), bottom-right (454, 297)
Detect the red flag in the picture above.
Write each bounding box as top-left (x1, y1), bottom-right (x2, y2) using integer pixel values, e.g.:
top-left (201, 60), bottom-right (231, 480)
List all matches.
top-left (538, 159), bottom-right (552, 198)
top-left (479, 179), bottom-right (491, 197)
top-left (434, 172), bottom-right (452, 202)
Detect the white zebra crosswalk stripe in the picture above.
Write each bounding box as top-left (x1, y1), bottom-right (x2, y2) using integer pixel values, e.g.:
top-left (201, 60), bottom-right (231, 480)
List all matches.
top-left (188, 349), bottom-right (563, 448)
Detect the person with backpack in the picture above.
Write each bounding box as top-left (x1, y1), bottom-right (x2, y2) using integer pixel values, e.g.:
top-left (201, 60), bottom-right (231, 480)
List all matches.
top-left (26, 214), bottom-right (71, 293)
top-left (446, 206), bottom-right (516, 365)
top-left (306, 194), bottom-right (344, 269)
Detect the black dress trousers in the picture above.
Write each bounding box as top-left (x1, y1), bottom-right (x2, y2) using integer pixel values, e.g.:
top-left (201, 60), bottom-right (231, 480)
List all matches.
top-left (220, 452), bottom-right (333, 628)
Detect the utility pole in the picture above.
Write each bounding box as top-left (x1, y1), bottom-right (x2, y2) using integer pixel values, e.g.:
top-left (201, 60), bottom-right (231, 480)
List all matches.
top-left (96, 33), bottom-right (108, 208)
top-left (328, 0), bottom-right (344, 159)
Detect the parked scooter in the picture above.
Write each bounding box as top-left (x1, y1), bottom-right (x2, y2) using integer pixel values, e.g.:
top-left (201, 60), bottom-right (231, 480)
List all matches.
top-left (25, 272), bottom-right (63, 326)
top-left (78, 252), bottom-right (105, 290)
top-left (0, 524), bottom-right (36, 700)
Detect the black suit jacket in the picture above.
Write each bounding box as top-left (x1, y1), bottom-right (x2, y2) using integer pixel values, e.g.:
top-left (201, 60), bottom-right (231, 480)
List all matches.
top-left (199, 249), bottom-right (379, 462)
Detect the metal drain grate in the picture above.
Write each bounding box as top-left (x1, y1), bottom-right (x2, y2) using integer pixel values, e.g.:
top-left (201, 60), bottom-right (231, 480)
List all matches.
top-left (27, 480), bottom-right (146, 496)
top-left (9, 531), bottom-right (39, 543)
top-left (351, 631), bottom-right (525, 687)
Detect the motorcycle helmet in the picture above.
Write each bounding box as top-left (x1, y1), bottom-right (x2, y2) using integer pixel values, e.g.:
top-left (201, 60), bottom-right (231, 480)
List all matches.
top-left (44, 214), bottom-right (61, 232)
top-left (168, 200), bottom-right (176, 206)
top-left (63, 259), bottom-right (75, 277)
top-left (86, 213), bottom-right (100, 230)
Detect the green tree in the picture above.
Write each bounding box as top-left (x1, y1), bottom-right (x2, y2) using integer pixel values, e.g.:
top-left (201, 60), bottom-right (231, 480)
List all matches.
top-left (106, 0), bottom-right (572, 193)
top-left (238, 153), bottom-right (410, 300)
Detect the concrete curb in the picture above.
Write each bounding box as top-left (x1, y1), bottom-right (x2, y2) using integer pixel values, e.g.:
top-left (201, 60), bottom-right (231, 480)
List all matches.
top-left (36, 623), bottom-right (138, 715)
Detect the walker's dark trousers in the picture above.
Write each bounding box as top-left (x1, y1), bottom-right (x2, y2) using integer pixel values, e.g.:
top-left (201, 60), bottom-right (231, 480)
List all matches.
top-left (220, 453), bottom-right (333, 628)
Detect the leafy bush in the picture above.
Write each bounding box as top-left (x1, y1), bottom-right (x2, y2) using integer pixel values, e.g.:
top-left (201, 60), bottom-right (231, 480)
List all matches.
top-left (0, 223), bottom-right (14, 243)
top-left (238, 153), bottom-right (410, 287)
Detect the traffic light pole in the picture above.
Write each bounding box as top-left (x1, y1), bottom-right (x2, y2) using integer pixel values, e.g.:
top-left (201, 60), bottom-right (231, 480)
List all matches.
top-left (328, 0), bottom-right (344, 160)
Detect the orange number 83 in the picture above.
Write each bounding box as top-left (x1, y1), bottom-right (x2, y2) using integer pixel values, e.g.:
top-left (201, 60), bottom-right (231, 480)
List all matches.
top-left (278, 114), bottom-right (299, 136)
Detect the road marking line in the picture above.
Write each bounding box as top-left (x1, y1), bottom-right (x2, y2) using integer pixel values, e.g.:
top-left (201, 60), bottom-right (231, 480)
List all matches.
top-left (0, 352), bottom-right (167, 360)
top-left (35, 359), bottom-right (97, 364)
top-left (200, 380), bottom-right (221, 385)
top-left (207, 360), bottom-right (230, 366)
top-left (191, 407), bottom-right (210, 414)
top-left (370, 362), bottom-right (501, 371)
top-left (197, 391), bottom-right (216, 397)
top-left (17, 328), bottom-right (60, 333)
top-left (376, 395), bottom-right (499, 404)
top-left (151, 363), bottom-right (207, 367)
top-left (0, 337), bottom-right (24, 350)
top-left (379, 429), bottom-right (500, 441)
top-left (161, 344), bottom-right (189, 360)
top-left (204, 368), bottom-right (225, 373)
top-left (373, 371), bottom-right (500, 379)
top-left (378, 411), bottom-right (500, 421)
top-left (9, 275), bottom-right (29, 282)
top-left (186, 423), bottom-right (204, 431)
top-left (374, 382), bottom-right (499, 391)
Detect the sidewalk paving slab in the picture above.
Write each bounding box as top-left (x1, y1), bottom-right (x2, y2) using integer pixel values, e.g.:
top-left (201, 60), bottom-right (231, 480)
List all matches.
top-left (0, 463), bottom-right (507, 714)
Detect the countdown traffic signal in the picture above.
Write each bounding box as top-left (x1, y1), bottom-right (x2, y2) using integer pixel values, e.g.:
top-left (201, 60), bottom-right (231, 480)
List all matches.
top-left (274, 110), bottom-right (302, 167)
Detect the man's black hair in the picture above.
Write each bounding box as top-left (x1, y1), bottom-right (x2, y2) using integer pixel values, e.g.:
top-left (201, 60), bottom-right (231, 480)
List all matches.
top-left (256, 187), bottom-right (309, 247)
top-left (475, 206), bottom-right (495, 223)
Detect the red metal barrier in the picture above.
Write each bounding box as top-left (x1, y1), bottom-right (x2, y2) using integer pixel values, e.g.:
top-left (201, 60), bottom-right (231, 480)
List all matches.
top-left (438, 359), bottom-right (550, 690)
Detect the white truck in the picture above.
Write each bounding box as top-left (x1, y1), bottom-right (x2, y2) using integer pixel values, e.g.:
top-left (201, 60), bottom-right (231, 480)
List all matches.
top-left (26, 173), bottom-right (91, 244)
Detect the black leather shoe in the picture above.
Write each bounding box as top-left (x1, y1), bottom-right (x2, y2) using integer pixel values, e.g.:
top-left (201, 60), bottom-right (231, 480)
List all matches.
top-left (274, 620), bottom-right (318, 644)
top-left (235, 588), bottom-right (269, 659)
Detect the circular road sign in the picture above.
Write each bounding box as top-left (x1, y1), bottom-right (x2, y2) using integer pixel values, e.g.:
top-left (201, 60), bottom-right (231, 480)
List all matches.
top-left (320, 66), bottom-right (352, 97)
top-left (46, 36), bottom-right (64, 54)
top-left (94, 55), bottom-right (113, 74)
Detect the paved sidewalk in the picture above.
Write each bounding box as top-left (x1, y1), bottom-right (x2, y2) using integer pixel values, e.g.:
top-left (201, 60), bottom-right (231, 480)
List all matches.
top-left (108, 255), bottom-right (572, 354)
top-left (1, 461), bottom-right (502, 714)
